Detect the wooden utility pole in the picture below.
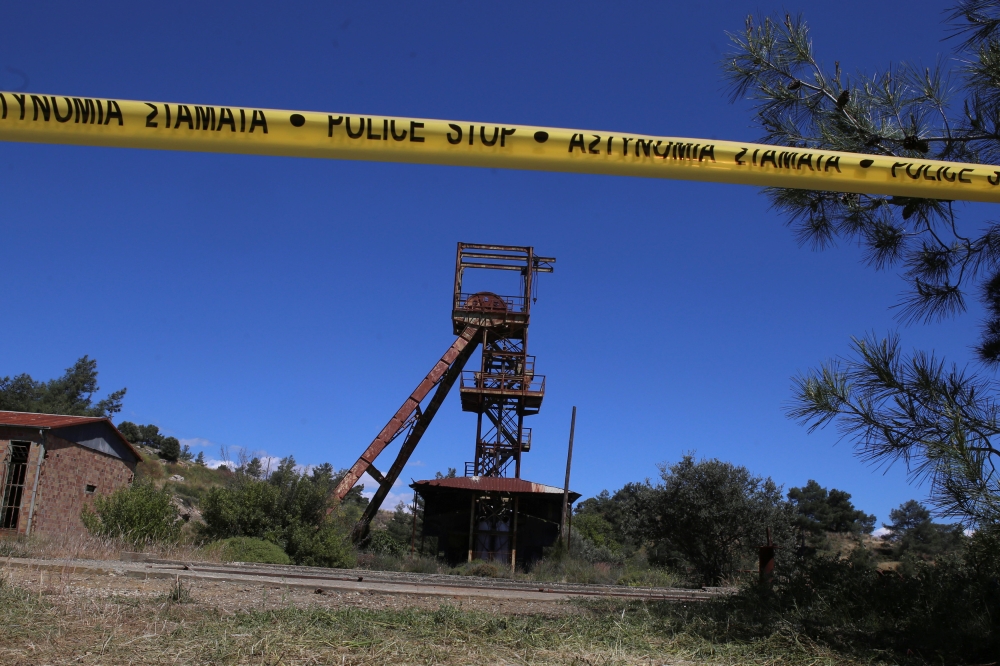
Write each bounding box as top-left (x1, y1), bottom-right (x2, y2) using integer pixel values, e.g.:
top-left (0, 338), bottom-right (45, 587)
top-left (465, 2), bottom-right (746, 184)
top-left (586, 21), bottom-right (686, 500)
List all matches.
top-left (560, 406), bottom-right (576, 548)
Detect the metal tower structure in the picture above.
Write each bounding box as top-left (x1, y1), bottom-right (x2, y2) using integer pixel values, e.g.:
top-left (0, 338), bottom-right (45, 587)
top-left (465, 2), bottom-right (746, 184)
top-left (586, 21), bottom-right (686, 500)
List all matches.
top-left (333, 243), bottom-right (554, 540)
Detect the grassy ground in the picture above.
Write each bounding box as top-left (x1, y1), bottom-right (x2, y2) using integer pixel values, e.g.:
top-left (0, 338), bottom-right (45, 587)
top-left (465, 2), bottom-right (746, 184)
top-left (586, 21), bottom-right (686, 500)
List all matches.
top-left (0, 571), bottom-right (882, 665)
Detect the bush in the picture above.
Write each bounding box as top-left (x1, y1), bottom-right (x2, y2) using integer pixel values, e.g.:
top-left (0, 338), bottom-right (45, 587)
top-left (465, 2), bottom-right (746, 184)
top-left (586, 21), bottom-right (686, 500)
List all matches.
top-left (641, 455), bottom-right (795, 584)
top-left (159, 436), bottom-right (181, 462)
top-left (212, 537), bottom-right (290, 565)
top-left (365, 529), bottom-right (405, 556)
top-left (81, 480), bottom-right (181, 546)
top-left (198, 457), bottom-right (364, 569)
top-left (663, 539), bottom-right (1000, 663)
top-left (285, 521), bottom-right (357, 569)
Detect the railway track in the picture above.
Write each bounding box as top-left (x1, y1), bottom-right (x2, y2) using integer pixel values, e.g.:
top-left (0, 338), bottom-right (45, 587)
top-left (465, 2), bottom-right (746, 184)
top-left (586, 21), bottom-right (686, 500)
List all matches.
top-left (3, 555), bottom-right (730, 603)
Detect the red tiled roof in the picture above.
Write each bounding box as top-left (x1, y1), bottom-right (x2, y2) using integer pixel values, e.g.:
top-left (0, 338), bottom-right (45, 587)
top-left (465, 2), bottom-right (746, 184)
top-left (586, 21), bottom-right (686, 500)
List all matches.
top-left (0, 410), bottom-right (141, 459)
top-left (411, 476), bottom-right (580, 500)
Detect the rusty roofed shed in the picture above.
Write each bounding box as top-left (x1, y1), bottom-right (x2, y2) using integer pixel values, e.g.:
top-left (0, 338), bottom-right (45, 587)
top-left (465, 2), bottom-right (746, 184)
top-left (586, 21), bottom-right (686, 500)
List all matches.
top-left (0, 411), bottom-right (140, 537)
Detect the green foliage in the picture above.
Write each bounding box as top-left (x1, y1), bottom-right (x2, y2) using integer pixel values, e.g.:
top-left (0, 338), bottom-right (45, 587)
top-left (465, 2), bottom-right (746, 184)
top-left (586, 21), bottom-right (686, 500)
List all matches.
top-left (0, 356), bottom-right (125, 417)
top-left (365, 529), bottom-right (405, 556)
top-left (159, 436), bottom-right (181, 462)
top-left (724, 8), bottom-right (1000, 528)
top-left (199, 456), bottom-right (361, 568)
top-left (572, 513), bottom-right (620, 552)
top-left (884, 499), bottom-right (966, 561)
top-left (195, 451), bottom-right (206, 466)
top-left (672, 543), bottom-right (1000, 663)
top-left (81, 480), bottom-right (181, 546)
top-left (788, 479), bottom-right (876, 536)
top-left (213, 536), bottom-right (291, 565)
top-left (640, 456), bottom-right (795, 584)
top-left (384, 501), bottom-right (414, 548)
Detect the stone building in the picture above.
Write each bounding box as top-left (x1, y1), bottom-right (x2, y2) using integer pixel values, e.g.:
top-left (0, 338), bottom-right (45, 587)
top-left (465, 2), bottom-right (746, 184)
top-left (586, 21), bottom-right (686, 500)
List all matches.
top-left (0, 411), bottom-right (140, 537)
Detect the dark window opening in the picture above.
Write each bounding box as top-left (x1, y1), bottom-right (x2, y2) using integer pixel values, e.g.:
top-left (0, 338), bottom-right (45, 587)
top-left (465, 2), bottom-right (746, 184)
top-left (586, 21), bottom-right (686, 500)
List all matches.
top-left (1, 443), bottom-right (31, 530)
top-left (85, 484), bottom-right (96, 494)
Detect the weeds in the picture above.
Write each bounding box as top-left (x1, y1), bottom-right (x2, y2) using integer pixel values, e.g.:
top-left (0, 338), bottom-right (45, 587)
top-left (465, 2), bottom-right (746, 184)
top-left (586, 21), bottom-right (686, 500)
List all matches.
top-left (165, 576), bottom-right (192, 604)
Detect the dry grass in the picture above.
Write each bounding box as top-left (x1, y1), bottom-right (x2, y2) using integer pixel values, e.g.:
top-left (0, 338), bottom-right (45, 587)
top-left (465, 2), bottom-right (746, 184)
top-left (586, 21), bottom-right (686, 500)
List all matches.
top-left (0, 565), bottom-right (890, 666)
top-left (0, 532), bottom-right (223, 564)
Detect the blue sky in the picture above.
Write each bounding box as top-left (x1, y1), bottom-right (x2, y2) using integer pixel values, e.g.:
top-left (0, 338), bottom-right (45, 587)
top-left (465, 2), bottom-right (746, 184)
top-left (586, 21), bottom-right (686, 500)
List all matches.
top-left (0, 1), bottom-right (988, 523)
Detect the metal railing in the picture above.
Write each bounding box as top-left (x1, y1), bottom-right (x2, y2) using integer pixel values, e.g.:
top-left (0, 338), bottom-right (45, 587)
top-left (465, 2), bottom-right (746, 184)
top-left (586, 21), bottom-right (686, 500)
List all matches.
top-left (454, 293), bottom-right (527, 313)
top-left (460, 371), bottom-right (545, 394)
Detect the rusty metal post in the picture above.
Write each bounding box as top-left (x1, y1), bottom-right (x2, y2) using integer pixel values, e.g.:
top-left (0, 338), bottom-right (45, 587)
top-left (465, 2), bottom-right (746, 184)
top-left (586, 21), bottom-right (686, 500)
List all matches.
top-left (759, 527), bottom-right (775, 587)
top-left (560, 406), bottom-right (576, 548)
top-left (511, 495), bottom-right (519, 572)
top-left (467, 493), bottom-right (476, 562)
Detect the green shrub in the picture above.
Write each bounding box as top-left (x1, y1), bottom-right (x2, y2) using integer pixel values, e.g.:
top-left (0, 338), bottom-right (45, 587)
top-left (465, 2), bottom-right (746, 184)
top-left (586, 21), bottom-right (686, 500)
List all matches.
top-left (212, 537), bottom-right (290, 565)
top-left (285, 522), bottom-right (356, 569)
top-left (453, 561), bottom-right (508, 578)
top-left (81, 480), bottom-right (181, 546)
top-left (662, 543), bottom-right (1000, 663)
top-left (365, 529), bottom-right (405, 556)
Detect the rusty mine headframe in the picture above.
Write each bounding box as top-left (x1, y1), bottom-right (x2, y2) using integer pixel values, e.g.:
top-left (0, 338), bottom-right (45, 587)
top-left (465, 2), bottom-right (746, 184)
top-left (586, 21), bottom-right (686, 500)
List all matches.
top-left (333, 243), bottom-right (578, 567)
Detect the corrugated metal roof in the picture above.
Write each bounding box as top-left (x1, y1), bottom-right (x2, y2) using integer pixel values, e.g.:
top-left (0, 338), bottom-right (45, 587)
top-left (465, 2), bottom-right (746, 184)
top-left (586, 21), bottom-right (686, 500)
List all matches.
top-left (0, 410), bottom-right (142, 460)
top-left (0, 411), bottom-right (109, 428)
top-left (411, 476), bottom-right (580, 500)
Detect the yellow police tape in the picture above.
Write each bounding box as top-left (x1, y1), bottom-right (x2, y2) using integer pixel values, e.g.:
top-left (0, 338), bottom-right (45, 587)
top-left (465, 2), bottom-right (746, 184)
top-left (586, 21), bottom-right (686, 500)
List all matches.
top-left (3, 90), bottom-right (1000, 203)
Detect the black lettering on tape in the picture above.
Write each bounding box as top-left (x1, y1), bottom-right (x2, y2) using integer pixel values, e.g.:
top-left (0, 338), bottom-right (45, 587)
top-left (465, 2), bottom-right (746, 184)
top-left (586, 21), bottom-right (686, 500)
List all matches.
top-left (104, 100), bottom-right (123, 126)
top-left (14, 93), bottom-right (26, 120)
top-left (635, 138), bottom-right (653, 157)
top-left (30, 95), bottom-right (50, 121)
top-left (607, 136), bottom-right (613, 153)
top-left (240, 109), bottom-right (246, 133)
top-left (175, 105), bottom-right (193, 130)
top-left (942, 166), bottom-right (956, 182)
top-left (734, 147), bottom-right (747, 165)
top-left (622, 137), bottom-right (632, 155)
top-left (798, 154), bottom-right (813, 170)
top-left (53, 97), bottom-right (73, 123)
top-left (366, 117), bottom-right (381, 140)
top-left (0, 93), bottom-right (6, 119)
top-left (824, 155), bottom-right (841, 172)
top-left (390, 119), bottom-right (407, 141)
top-left (447, 123), bottom-right (463, 145)
top-left (924, 165), bottom-right (938, 181)
top-left (891, 162), bottom-right (906, 178)
top-left (196, 106), bottom-right (215, 131)
top-left (218, 108), bottom-right (236, 132)
top-left (409, 121), bottom-right (424, 142)
top-left (249, 110), bottom-right (267, 133)
top-left (480, 126), bottom-right (499, 147)
top-left (74, 98), bottom-right (94, 124)
top-left (145, 103), bottom-right (158, 128)
top-left (383, 119), bottom-right (388, 141)
top-left (653, 141), bottom-right (669, 158)
top-left (500, 127), bottom-right (515, 147)
top-left (588, 134), bottom-right (601, 154)
top-left (345, 117), bottom-right (365, 138)
top-left (328, 115), bottom-right (343, 137)
top-left (165, 104), bottom-right (171, 128)
top-left (469, 125), bottom-right (474, 146)
top-left (699, 145), bottom-right (715, 162)
top-left (568, 133), bottom-right (586, 153)
top-left (960, 168), bottom-right (973, 183)
top-left (905, 163), bottom-right (924, 180)
top-left (760, 150), bottom-right (777, 168)
top-left (752, 149), bottom-right (759, 166)
top-left (989, 171), bottom-right (1000, 186)
top-left (96, 100), bottom-right (103, 125)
